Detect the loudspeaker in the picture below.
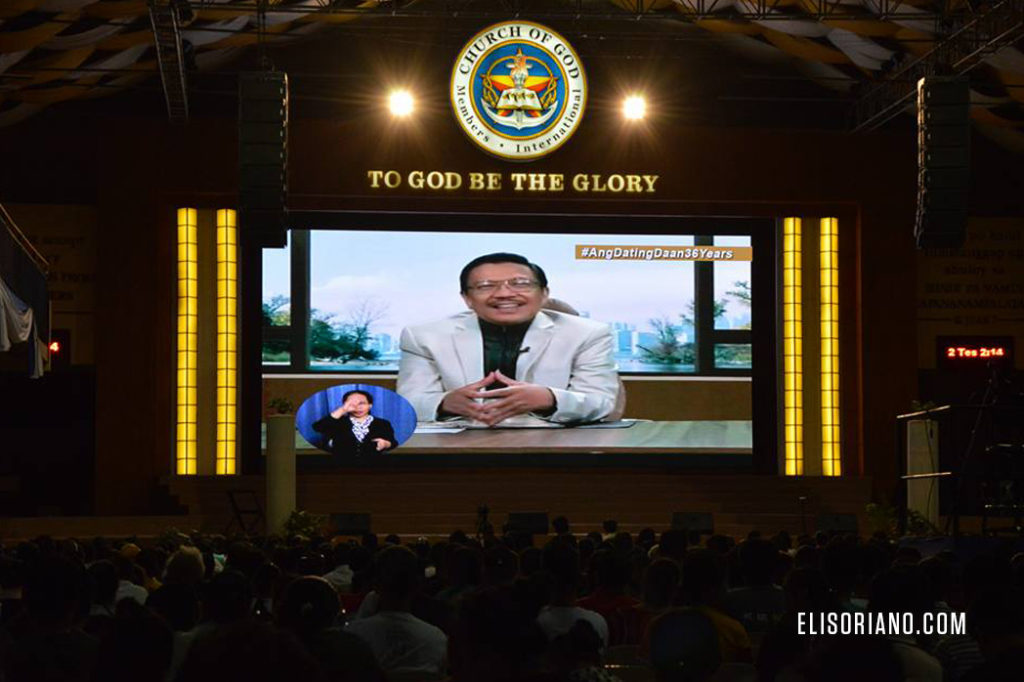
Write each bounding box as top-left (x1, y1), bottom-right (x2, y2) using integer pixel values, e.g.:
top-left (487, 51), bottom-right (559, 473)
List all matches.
top-left (239, 71), bottom-right (288, 248)
top-left (816, 513), bottom-right (858, 535)
top-left (671, 512), bottom-right (714, 535)
top-left (915, 77), bottom-right (969, 249)
top-left (330, 512), bottom-right (371, 536)
top-left (506, 512), bottom-right (549, 535)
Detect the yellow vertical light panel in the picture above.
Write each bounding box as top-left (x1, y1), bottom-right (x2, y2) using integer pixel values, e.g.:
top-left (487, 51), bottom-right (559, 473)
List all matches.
top-left (820, 217), bottom-right (841, 476)
top-left (176, 208), bottom-right (198, 475)
top-left (782, 217), bottom-right (803, 476)
top-left (216, 209), bottom-right (238, 475)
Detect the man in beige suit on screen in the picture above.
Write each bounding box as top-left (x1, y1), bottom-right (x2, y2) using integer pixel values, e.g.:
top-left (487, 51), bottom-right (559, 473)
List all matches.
top-left (397, 253), bottom-right (619, 426)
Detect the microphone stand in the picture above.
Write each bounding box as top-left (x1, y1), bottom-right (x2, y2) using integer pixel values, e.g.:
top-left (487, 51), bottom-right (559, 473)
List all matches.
top-left (946, 360), bottom-right (1005, 537)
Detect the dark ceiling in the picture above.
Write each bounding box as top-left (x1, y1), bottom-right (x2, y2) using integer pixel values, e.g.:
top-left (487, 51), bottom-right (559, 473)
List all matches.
top-left (0, 1), bottom-right (1021, 146)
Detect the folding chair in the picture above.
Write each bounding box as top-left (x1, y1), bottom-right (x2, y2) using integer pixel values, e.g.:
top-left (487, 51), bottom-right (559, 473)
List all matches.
top-left (226, 489), bottom-right (265, 535)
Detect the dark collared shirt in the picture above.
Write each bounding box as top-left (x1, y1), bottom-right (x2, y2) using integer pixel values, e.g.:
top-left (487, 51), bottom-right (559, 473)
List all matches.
top-left (479, 318), bottom-right (531, 383)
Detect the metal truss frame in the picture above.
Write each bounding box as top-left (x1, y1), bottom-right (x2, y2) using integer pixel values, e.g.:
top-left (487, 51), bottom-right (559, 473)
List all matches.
top-left (149, 0), bottom-right (190, 125)
top-left (853, 0), bottom-right (1024, 131)
top-left (188, 0), bottom-right (951, 21)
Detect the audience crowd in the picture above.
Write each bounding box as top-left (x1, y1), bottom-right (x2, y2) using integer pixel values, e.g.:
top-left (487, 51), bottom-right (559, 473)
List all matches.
top-left (1, 517), bottom-right (1024, 682)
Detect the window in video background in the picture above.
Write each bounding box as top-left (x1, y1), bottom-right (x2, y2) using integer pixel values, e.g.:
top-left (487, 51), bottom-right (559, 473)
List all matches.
top-left (713, 235), bottom-right (752, 370)
top-left (257, 230), bottom-right (751, 374)
top-left (262, 236), bottom-right (291, 365)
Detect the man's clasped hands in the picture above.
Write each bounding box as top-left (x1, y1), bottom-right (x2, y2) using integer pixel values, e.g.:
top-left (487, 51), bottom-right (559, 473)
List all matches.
top-left (439, 370), bottom-right (556, 426)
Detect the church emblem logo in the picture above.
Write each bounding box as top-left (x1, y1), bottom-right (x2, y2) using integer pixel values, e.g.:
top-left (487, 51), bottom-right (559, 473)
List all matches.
top-left (451, 21), bottom-right (587, 161)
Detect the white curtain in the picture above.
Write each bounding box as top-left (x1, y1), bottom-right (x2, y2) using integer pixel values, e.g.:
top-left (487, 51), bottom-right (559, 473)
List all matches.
top-left (0, 276), bottom-right (42, 378)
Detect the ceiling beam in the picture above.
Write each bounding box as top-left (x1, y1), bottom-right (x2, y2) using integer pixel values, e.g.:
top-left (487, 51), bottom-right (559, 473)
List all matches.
top-left (188, 0), bottom-right (948, 22)
top-left (852, 0), bottom-right (1024, 132)
top-left (149, 1), bottom-right (190, 125)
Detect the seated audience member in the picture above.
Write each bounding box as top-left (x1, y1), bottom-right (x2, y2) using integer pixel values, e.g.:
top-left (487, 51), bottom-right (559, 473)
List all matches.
top-left (546, 620), bottom-right (612, 682)
top-left (612, 532), bottom-right (634, 555)
top-left (86, 560), bottom-right (118, 617)
top-left (436, 546), bottom-right (483, 604)
top-left (345, 545), bottom-right (447, 676)
top-left (637, 528), bottom-right (657, 554)
top-left (250, 561), bottom-right (282, 620)
top-left (792, 545), bottom-right (820, 570)
top-left (92, 599), bottom-right (173, 682)
top-left (577, 549), bottom-right (639, 646)
top-left (519, 547), bottom-right (544, 577)
top-left (868, 565), bottom-right (943, 682)
top-left (601, 520), bottom-right (619, 542)
top-left (893, 545), bottom-right (923, 567)
top-left (163, 546), bottom-right (206, 587)
top-left (448, 586), bottom-right (548, 682)
top-left (225, 541), bottom-right (266, 581)
top-left (277, 577), bottom-right (383, 682)
top-left (112, 554), bottom-right (148, 605)
top-left (552, 516), bottom-right (572, 537)
top-left (961, 586), bottom-right (1024, 682)
top-left (323, 543), bottom-right (355, 593)
top-left (1, 554), bottom-right (99, 682)
top-left (725, 538), bottom-right (786, 637)
top-left (536, 540), bottom-right (609, 647)
top-left (169, 569), bottom-right (253, 680)
top-left (655, 530), bottom-right (688, 563)
top-left (918, 555), bottom-right (954, 612)
top-left (820, 539), bottom-right (863, 613)
top-left (176, 620), bottom-right (322, 682)
top-left (664, 549), bottom-right (752, 664)
top-left (861, 535), bottom-right (895, 578)
top-left (0, 553), bottom-right (27, 626)
top-left (756, 567), bottom-right (835, 682)
top-left (770, 531), bottom-right (792, 554)
top-left (706, 535), bottom-right (735, 556)
top-left (931, 552), bottom-right (996, 682)
top-left (135, 547), bottom-right (167, 592)
top-left (647, 608), bottom-right (722, 682)
top-left (619, 558), bottom-right (680, 646)
top-left (484, 545), bottom-right (520, 588)
top-left (801, 636), bottom-right (904, 682)
top-left (146, 581), bottom-right (200, 632)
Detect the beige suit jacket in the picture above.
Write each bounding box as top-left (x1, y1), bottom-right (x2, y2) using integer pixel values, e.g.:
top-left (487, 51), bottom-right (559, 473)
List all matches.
top-left (396, 310), bottom-right (618, 423)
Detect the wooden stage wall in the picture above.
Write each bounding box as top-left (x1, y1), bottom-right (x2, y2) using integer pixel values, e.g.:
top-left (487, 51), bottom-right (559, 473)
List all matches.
top-left (165, 471), bottom-right (873, 539)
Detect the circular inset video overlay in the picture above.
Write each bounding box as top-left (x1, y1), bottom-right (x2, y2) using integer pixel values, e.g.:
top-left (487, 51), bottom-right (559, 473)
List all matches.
top-left (297, 384), bottom-right (416, 456)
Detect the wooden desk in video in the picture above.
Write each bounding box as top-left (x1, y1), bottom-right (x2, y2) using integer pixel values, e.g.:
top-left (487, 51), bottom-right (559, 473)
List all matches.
top-left (398, 420), bottom-right (752, 455)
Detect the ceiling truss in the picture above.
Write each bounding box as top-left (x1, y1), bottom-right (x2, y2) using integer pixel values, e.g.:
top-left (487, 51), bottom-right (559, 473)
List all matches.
top-left (853, 0), bottom-right (1024, 131)
top-left (149, 0), bottom-right (190, 125)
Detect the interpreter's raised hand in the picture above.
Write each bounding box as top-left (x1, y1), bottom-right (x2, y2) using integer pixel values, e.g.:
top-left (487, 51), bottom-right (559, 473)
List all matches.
top-left (330, 397), bottom-right (357, 419)
top-left (371, 438), bottom-right (391, 451)
top-left (439, 372), bottom-right (500, 421)
top-left (476, 370), bottom-right (556, 426)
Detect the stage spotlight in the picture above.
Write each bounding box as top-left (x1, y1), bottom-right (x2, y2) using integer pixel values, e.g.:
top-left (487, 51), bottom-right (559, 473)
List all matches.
top-left (623, 95), bottom-right (646, 121)
top-left (388, 89), bottom-right (414, 117)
